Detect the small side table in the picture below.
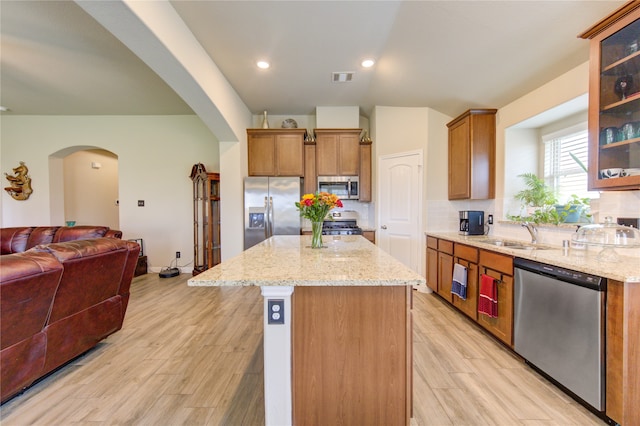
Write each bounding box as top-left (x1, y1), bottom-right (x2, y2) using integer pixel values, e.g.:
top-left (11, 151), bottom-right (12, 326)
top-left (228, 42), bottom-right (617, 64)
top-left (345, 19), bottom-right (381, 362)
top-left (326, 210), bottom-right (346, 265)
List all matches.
top-left (135, 255), bottom-right (147, 276)
top-left (129, 238), bottom-right (147, 277)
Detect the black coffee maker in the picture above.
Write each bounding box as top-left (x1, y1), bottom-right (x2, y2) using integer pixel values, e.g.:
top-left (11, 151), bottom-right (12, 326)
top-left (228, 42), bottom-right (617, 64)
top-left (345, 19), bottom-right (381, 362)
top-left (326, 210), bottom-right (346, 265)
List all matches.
top-left (459, 211), bottom-right (485, 235)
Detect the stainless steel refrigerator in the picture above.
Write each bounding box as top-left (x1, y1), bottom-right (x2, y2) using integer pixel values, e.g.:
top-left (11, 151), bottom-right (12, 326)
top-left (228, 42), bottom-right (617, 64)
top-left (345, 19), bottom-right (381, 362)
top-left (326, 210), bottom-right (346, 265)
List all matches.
top-left (244, 177), bottom-right (302, 249)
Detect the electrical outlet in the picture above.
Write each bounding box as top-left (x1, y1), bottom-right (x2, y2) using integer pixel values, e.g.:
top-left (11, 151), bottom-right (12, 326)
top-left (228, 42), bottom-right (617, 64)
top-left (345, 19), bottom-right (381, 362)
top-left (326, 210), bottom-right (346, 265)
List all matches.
top-left (176, 251), bottom-right (181, 259)
top-left (267, 299), bottom-right (285, 324)
top-left (488, 214), bottom-right (494, 225)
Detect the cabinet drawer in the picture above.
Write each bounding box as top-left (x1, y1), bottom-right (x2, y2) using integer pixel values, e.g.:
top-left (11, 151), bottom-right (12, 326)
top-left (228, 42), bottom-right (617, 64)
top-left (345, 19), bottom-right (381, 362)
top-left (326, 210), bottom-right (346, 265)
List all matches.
top-left (426, 236), bottom-right (438, 250)
top-left (454, 243), bottom-right (478, 263)
top-left (438, 239), bottom-right (454, 255)
top-left (479, 249), bottom-right (512, 274)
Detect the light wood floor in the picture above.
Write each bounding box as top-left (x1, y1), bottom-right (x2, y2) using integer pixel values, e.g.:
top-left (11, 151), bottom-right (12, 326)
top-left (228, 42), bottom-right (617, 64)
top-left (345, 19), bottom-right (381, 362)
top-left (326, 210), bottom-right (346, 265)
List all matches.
top-left (1, 273), bottom-right (605, 425)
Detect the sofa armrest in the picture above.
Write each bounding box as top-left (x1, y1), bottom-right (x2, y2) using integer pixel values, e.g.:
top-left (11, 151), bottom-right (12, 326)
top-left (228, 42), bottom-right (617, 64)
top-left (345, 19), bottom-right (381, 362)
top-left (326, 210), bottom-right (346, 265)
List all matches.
top-left (105, 229), bottom-right (123, 239)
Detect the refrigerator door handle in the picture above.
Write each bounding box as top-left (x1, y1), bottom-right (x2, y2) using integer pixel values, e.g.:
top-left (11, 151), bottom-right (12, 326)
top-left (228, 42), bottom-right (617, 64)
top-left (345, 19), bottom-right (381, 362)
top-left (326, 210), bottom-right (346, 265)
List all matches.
top-left (268, 196), bottom-right (274, 237)
top-left (264, 196), bottom-right (270, 239)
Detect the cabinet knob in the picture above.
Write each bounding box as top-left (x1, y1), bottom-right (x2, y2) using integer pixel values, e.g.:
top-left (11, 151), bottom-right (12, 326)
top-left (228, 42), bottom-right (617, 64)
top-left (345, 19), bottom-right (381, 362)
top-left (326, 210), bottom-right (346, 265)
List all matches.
top-left (381, 225), bottom-right (387, 230)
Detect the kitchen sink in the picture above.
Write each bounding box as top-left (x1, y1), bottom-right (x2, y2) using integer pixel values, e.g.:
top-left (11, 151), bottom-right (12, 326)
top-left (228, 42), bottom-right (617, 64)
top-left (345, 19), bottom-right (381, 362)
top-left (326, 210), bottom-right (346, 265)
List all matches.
top-left (480, 239), bottom-right (552, 250)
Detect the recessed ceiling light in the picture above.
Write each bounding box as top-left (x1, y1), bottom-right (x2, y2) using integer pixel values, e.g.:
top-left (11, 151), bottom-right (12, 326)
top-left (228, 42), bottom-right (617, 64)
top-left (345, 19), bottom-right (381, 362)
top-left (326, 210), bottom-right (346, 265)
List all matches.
top-left (257, 61), bottom-right (270, 69)
top-left (361, 59), bottom-right (375, 68)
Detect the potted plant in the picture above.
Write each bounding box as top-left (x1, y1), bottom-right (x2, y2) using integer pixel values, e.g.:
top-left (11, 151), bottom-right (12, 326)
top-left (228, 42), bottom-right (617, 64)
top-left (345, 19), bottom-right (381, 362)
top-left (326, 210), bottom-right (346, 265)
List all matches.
top-left (556, 194), bottom-right (592, 223)
top-left (509, 173), bottom-right (560, 224)
top-left (554, 153), bottom-right (592, 223)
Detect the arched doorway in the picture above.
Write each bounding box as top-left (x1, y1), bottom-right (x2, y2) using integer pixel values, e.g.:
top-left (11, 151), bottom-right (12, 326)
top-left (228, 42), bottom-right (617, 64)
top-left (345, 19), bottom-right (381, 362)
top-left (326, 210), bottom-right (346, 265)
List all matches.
top-left (49, 146), bottom-right (119, 229)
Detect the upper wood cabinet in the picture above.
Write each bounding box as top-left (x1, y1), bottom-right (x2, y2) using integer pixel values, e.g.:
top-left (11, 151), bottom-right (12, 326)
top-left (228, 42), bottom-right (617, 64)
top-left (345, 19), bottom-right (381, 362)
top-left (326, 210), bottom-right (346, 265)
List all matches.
top-left (303, 140), bottom-right (317, 195)
top-left (580, 3), bottom-right (640, 191)
top-left (447, 109), bottom-right (497, 200)
top-left (359, 139), bottom-right (372, 202)
top-left (315, 129), bottom-right (361, 176)
top-left (247, 129), bottom-right (306, 176)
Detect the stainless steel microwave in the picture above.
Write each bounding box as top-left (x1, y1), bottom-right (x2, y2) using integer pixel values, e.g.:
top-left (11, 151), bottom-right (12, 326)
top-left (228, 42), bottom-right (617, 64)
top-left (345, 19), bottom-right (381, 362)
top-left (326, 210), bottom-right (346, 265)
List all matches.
top-left (317, 176), bottom-right (359, 200)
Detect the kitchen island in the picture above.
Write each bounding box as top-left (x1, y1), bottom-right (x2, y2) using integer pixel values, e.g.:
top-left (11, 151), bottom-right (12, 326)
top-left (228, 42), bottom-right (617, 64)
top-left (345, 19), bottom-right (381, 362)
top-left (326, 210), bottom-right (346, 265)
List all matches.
top-left (189, 235), bottom-right (425, 426)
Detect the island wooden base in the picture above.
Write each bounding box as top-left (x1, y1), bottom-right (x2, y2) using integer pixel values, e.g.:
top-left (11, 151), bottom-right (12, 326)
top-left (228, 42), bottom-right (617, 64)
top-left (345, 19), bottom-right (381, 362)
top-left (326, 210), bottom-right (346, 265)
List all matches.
top-left (292, 286), bottom-right (412, 425)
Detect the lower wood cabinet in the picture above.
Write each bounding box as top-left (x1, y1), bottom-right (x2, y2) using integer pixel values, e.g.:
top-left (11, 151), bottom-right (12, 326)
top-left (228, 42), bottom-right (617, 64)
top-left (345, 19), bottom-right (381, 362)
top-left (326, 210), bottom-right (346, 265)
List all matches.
top-left (606, 279), bottom-right (640, 426)
top-left (426, 237), bottom-right (438, 292)
top-left (452, 243), bottom-right (479, 321)
top-left (436, 240), bottom-right (453, 301)
top-left (477, 249), bottom-right (514, 347)
top-left (362, 230), bottom-right (375, 244)
top-left (425, 235), bottom-right (514, 347)
top-left (426, 234), bottom-right (640, 424)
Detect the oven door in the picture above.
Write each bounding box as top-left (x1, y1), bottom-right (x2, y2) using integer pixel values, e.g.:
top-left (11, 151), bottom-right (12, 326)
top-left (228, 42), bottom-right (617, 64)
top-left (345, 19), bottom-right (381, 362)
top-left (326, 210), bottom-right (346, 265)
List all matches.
top-left (317, 176), bottom-right (359, 200)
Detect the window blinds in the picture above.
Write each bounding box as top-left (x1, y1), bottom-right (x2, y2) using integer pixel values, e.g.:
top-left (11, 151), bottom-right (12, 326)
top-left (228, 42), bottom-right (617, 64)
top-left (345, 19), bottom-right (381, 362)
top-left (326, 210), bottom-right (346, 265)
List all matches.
top-left (543, 129), bottom-right (597, 201)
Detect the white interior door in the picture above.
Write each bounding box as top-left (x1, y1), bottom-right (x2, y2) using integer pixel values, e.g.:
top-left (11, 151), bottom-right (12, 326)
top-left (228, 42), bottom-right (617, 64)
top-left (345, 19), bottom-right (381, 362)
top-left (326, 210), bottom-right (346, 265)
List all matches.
top-left (378, 150), bottom-right (423, 275)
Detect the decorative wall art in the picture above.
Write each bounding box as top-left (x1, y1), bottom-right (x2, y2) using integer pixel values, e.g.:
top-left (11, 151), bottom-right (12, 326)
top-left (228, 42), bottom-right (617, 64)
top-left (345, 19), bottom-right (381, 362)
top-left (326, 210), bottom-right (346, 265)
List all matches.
top-left (4, 161), bottom-right (33, 200)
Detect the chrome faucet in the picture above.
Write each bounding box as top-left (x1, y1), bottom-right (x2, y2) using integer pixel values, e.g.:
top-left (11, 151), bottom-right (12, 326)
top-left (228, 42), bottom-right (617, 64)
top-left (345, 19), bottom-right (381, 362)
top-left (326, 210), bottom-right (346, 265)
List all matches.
top-left (522, 222), bottom-right (538, 244)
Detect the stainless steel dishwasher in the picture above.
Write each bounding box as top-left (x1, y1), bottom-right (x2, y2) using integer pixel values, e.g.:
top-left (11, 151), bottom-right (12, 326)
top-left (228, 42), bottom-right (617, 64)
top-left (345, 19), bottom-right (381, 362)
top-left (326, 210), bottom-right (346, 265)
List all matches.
top-left (513, 257), bottom-right (606, 412)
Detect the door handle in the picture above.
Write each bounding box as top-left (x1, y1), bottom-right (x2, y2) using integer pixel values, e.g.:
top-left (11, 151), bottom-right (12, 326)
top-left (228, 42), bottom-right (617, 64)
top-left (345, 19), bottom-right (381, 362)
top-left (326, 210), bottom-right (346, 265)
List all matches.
top-left (381, 225), bottom-right (387, 229)
top-left (268, 197), bottom-right (274, 237)
top-left (264, 196), bottom-right (270, 238)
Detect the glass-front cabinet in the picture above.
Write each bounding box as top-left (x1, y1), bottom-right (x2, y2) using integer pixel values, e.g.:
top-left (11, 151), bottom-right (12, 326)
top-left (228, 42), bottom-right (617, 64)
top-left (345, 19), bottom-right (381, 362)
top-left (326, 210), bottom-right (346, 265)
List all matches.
top-left (581, 4), bottom-right (640, 191)
top-left (190, 163), bottom-right (221, 275)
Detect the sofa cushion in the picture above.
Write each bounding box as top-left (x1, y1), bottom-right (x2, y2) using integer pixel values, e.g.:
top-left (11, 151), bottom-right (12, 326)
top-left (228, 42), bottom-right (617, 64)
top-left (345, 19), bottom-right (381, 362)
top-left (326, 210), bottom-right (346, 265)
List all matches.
top-left (0, 251), bottom-right (63, 350)
top-left (52, 226), bottom-right (109, 243)
top-left (0, 227), bottom-right (33, 255)
top-left (26, 227), bottom-right (59, 250)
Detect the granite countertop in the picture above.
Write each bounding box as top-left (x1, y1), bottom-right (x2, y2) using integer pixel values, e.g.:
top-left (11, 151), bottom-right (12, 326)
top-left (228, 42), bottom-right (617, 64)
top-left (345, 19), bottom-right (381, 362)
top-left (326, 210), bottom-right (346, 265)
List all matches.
top-left (188, 235), bottom-right (425, 287)
top-left (426, 232), bottom-right (640, 283)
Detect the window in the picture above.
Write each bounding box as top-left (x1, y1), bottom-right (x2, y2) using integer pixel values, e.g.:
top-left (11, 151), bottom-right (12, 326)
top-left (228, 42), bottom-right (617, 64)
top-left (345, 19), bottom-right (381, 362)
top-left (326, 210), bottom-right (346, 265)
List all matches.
top-left (543, 123), bottom-right (598, 202)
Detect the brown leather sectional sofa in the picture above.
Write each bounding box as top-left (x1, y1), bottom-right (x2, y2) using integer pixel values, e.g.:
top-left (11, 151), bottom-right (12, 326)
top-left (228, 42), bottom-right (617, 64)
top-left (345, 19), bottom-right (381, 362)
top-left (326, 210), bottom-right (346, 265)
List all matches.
top-left (0, 226), bottom-right (140, 403)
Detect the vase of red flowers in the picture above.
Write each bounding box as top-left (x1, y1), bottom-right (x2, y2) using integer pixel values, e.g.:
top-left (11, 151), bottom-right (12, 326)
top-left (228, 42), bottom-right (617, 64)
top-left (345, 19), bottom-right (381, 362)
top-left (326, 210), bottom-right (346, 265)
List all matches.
top-left (295, 192), bottom-right (343, 248)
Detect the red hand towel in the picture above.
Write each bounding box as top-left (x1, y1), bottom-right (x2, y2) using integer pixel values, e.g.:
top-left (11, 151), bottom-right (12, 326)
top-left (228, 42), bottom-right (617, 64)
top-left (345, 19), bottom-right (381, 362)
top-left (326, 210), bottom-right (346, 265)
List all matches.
top-left (478, 274), bottom-right (498, 318)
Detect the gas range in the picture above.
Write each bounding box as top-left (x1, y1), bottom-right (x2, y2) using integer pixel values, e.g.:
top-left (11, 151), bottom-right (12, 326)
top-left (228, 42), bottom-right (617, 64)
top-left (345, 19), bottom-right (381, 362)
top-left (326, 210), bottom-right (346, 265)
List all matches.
top-left (322, 212), bottom-right (363, 236)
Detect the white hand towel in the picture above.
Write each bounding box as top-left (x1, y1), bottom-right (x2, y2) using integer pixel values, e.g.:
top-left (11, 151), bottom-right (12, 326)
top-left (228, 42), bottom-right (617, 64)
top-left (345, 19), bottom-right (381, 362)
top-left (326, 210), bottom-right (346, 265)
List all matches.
top-left (451, 263), bottom-right (468, 300)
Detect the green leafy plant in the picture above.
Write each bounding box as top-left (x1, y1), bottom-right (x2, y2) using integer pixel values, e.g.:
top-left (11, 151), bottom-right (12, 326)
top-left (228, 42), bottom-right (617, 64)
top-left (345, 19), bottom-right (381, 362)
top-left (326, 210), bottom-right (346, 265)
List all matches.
top-left (569, 152), bottom-right (588, 173)
top-left (513, 173), bottom-right (558, 208)
top-left (508, 173), bottom-right (560, 224)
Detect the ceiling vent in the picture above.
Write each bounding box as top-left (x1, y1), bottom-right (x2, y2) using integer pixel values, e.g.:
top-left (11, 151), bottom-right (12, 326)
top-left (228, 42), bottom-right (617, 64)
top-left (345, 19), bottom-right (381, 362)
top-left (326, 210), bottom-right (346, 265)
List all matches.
top-left (332, 72), bottom-right (354, 83)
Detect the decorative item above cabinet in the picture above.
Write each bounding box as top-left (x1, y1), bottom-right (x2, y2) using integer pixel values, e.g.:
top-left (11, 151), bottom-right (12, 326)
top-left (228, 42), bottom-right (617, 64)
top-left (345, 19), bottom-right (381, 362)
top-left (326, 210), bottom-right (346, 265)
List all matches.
top-left (447, 109), bottom-right (497, 200)
top-left (247, 128), bottom-right (306, 177)
top-left (580, 2), bottom-right (640, 191)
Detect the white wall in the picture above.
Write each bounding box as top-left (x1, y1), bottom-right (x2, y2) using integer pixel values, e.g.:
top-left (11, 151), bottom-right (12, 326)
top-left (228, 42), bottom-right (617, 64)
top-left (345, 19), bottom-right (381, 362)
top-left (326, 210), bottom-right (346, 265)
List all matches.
top-left (1, 115), bottom-right (218, 272)
top-left (63, 149), bottom-right (119, 229)
top-left (371, 106), bottom-right (449, 276)
top-left (503, 128), bottom-right (539, 218)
